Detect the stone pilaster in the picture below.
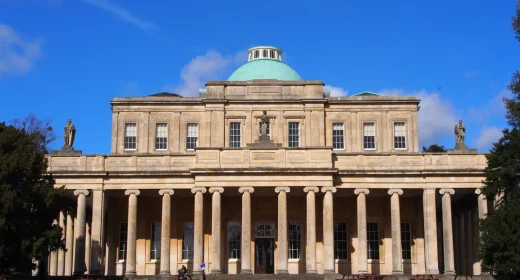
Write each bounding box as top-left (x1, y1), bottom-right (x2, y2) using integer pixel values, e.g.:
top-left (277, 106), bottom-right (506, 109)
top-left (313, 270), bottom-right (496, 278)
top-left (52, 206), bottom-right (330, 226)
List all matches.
top-left (465, 209), bottom-right (473, 274)
top-left (159, 189), bottom-right (174, 275)
top-left (304, 187), bottom-right (319, 274)
top-left (125, 189), bottom-right (140, 276)
top-left (73, 189), bottom-right (89, 275)
top-left (209, 187), bottom-right (224, 274)
top-left (191, 187), bottom-right (206, 274)
top-left (57, 211), bottom-right (66, 276)
top-left (276, 186), bottom-right (290, 274)
top-left (439, 188), bottom-right (456, 275)
top-left (423, 189), bottom-right (439, 274)
top-left (355, 188), bottom-right (369, 274)
top-left (458, 212), bottom-right (466, 274)
top-left (322, 186), bottom-right (336, 274)
top-left (474, 188), bottom-right (488, 275)
top-left (90, 190), bottom-right (105, 274)
top-left (65, 211), bottom-right (74, 276)
top-left (49, 219), bottom-right (58, 276)
top-left (388, 189), bottom-right (403, 274)
top-left (239, 187), bottom-right (254, 274)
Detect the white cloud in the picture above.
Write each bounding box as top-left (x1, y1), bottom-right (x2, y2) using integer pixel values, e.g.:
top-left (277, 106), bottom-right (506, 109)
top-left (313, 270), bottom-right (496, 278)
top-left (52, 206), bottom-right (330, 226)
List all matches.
top-left (327, 85), bottom-right (348, 97)
top-left (469, 89), bottom-right (512, 123)
top-left (476, 126), bottom-right (503, 150)
top-left (0, 24), bottom-right (42, 78)
top-left (167, 50), bottom-right (246, 97)
top-left (378, 88), bottom-right (457, 146)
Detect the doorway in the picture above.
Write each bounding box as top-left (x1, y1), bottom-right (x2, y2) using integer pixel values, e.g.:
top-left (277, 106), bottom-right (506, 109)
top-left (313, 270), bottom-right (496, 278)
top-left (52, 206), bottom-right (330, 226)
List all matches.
top-left (254, 238), bottom-right (274, 274)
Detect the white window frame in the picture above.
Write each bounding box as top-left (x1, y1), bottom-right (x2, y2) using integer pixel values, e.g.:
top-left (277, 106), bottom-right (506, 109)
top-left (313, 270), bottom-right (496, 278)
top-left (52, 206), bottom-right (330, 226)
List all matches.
top-left (124, 123), bottom-right (137, 151)
top-left (155, 123), bottom-right (168, 151)
top-left (229, 122), bottom-right (241, 148)
top-left (288, 222), bottom-right (302, 259)
top-left (367, 222), bottom-right (380, 260)
top-left (186, 123), bottom-right (198, 151)
top-left (363, 122), bottom-right (376, 150)
top-left (332, 123), bottom-right (345, 150)
top-left (182, 222), bottom-right (194, 260)
top-left (228, 221), bottom-right (241, 259)
top-left (394, 122), bottom-right (407, 150)
top-left (288, 122), bottom-right (300, 148)
top-left (333, 222), bottom-right (348, 260)
top-left (118, 222), bottom-right (128, 261)
top-left (401, 222), bottom-right (412, 260)
top-left (150, 222), bottom-right (161, 260)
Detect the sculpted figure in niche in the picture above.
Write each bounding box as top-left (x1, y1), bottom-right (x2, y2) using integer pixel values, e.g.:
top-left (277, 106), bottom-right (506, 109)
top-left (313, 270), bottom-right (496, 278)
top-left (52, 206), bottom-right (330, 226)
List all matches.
top-left (454, 120), bottom-right (465, 144)
top-left (64, 119), bottom-right (76, 147)
top-left (260, 110), bottom-right (270, 136)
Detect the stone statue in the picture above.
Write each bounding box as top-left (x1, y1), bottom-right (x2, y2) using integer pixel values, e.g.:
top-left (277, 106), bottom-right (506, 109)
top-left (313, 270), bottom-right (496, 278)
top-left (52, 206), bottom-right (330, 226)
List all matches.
top-left (259, 110), bottom-right (270, 136)
top-left (64, 119), bottom-right (76, 147)
top-left (454, 120), bottom-right (465, 144)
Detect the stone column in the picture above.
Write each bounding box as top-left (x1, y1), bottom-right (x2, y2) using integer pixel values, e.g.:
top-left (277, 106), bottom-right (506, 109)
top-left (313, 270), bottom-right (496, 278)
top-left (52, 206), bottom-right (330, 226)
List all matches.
top-left (50, 219), bottom-right (58, 276)
top-left (209, 187), bottom-right (224, 274)
top-left (65, 211), bottom-right (74, 276)
top-left (73, 190), bottom-right (89, 275)
top-left (192, 187), bottom-right (206, 274)
top-left (57, 211), bottom-right (66, 276)
top-left (458, 213), bottom-right (466, 274)
top-left (322, 187), bottom-right (336, 274)
top-left (125, 189), bottom-right (140, 276)
top-left (84, 222), bottom-right (91, 273)
top-left (304, 187), bottom-right (319, 274)
top-left (90, 190), bottom-right (105, 274)
top-left (159, 189), bottom-right (174, 275)
top-left (388, 189), bottom-right (404, 274)
top-left (355, 188), bottom-right (369, 274)
top-left (239, 187), bottom-right (254, 274)
top-left (423, 189), bottom-right (439, 274)
top-left (465, 209), bottom-right (473, 274)
top-left (474, 189), bottom-right (488, 275)
top-left (440, 188), bottom-right (456, 275)
top-left (275, 187), bottom-right (290, 274)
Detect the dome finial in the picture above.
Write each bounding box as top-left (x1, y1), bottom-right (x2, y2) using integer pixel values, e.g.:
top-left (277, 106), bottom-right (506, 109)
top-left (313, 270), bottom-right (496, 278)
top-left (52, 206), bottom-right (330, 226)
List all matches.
top-left (247, 46), bottom-right (282, 62)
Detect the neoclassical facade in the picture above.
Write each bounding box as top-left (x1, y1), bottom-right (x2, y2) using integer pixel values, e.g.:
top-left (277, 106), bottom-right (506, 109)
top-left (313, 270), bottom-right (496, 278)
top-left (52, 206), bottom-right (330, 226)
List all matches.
top-left (46, 46), bottom-right (489, 278)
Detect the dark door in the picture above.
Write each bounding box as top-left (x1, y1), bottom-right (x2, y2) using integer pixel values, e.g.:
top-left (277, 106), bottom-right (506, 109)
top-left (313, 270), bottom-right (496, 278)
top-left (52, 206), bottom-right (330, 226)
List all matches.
top-left (255, 238), bottom-right (274, 274)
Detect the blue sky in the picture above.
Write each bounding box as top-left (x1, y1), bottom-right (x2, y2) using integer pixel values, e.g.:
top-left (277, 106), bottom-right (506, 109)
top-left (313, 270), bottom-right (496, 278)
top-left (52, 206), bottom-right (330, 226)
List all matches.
top-left (0, 0), bottom-right (518, 154)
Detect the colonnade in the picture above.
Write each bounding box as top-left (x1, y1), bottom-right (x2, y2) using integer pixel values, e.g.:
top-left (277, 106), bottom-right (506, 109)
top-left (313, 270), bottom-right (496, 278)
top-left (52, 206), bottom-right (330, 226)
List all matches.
top-left (47, 187), bottom-right (489, 276)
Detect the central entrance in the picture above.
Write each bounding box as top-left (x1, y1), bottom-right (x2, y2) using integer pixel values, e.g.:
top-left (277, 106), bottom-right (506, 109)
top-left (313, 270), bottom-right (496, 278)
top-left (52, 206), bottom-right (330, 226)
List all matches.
top-left (254, 222), bottom-right (275, 274)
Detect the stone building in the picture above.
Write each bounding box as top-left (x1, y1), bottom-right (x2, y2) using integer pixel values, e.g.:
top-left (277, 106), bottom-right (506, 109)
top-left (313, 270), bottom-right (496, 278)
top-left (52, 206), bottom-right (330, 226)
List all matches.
top-left (46, 46), bottom-right (489, 278)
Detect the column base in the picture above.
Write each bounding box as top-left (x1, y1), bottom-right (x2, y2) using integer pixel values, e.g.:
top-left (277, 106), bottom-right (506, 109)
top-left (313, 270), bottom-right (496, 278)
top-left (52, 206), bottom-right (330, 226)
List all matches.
top-left (391, 270), bottom-right (404, 275)
top-left (306, 270), bottom-right (318, 274)
top-left (210, 269), bottom-right (222, 275)
top-left (444, 270), bottom-right (456, 275)
top-left (324, 269), bottom-right (335, 274)
top-left (277, 269), bottom-right (289, 274)
top-left (240, 269), bottom-right (253, 274)
top-left (358, 270), bottom-right (369, 274)
top-left (159, 270), bottom-right (171, 276)
top-left (124, 272), bottom-right (137, 278)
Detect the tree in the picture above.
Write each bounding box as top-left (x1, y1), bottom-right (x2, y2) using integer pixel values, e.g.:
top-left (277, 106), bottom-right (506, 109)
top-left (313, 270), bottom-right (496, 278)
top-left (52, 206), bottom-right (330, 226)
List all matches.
top-left (422, 144), bottom-right (447, 153)
top-left (479, 1), bottom-right (520, 277)
top-left (0, 116), bottom-right (72, 275)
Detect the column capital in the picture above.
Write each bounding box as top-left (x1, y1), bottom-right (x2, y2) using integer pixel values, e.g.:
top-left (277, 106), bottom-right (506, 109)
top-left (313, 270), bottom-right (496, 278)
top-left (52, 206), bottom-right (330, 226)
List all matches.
top-left (304, 187), bottom-right (319, 193)
top-left (73, 190), bottom-right (89, 196)
top-left (321, 186), bottom-right (337, 193)
top-left (439, 188), bottom-right (455, 195)
top-left (125, 189), bottom-right (140, 196)
top-left (388, 189), bottom-right (403, 196)
top-left (209, 187), bottom-right (224, 194)
top-left (239, 187), bottom-right (254, 194)
top-left (275, 186), bottom-right (290, 193)
top-left (354, 188), bottom-right (369, 195)
top-left (159, 189), bottom-right (174, 196)
top-left (475, 188), bottom-right (483, 195)
top-left (191, 187), bottom-right (207, 194)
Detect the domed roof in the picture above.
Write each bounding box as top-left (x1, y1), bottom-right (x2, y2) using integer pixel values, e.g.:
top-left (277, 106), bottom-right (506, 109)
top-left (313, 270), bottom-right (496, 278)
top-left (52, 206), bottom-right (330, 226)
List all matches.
top-left (227, 46), bottom-right (302, 81)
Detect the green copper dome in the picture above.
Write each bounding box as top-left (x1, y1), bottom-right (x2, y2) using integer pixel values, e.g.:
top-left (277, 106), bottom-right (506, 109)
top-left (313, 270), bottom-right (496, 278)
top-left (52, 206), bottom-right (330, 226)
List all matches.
top-left (227, 46), bottom-right (302, 81)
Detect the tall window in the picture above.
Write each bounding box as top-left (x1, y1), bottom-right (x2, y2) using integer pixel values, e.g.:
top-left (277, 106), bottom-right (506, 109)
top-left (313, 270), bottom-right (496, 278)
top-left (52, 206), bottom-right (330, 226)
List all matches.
top-left (367, 222), bottom-right (379, 259)
top-left (155, 123), bottom-right (167, 150)
top-left (228, 222), bottom-right (241, 259)
top-left (363, 123), bottom-right (376, 150)
top-left (118, 222), bottom-right (128, 261)
top-left (124, 123), bottom-right (137, 150)
top-left (186, 124), bottom-right (198, 150)
top-left (401, 222), bottom-right (412, 260)
top-left (150, 222), bottom-right (161, 260)
top-left (288, 222), bottom-right (302, 259)
top-left (333, 123), bottom-right (345, 150)
top-left (394, 122), bottom-right (406, 149)
top-left (288, 122), bottom-right (300, 148)
top-left (229, 122), bottom-right (241, 147)
top-left (182, 222), bottom-right (194, 260)
top-left (334, 222), bottom-right (348, 259)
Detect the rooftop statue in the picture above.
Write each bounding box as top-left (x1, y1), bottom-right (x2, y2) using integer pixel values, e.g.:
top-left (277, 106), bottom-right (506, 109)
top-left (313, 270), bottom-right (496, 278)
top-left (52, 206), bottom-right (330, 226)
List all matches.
top-left (454, 120), bottom-right (465, 144)
top-left (64, 119), bottom-right (76, 147)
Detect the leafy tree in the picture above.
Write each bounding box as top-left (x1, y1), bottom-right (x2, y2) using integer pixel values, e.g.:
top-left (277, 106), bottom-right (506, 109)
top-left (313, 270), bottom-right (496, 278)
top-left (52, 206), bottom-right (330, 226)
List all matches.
top-left (479, 1), bottom-right (520, 277)
top-left (422, 144), bottom-right (447, 153)
top-left (0, 116), bottom-right (72, 275)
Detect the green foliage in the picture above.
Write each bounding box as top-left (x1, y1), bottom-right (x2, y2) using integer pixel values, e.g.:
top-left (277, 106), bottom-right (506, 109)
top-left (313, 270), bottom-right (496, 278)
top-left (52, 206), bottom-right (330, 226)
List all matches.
top-left (0, 118), bottom-right (72, 274)
top-left (422, 144), bottom-right (447, 153)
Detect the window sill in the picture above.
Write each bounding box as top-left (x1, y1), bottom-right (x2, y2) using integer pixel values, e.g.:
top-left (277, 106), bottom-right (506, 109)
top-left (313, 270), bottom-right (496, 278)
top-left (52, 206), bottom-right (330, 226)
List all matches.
top-left (117, 260), bottom-right (125, 263)
top-left (288, 259), bottom-right (302, 263)
top-left (180, 259), bottom-right (192, 263)
top-left (146, 260), bottom-right (160, 264)
top-left (334, 259), bottom-right (349, 264)
top-left (228, 259), bottom-right (240, 263)
top-left (367, 259), bottom-right (381, 264)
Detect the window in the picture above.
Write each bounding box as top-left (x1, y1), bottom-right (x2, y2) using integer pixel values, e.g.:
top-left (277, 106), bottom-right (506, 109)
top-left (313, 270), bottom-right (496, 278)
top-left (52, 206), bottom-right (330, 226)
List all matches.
top-left (262, 49), bottom-right (268, 58)
top-left (182, 222), bottom-right (194, 260)
top-left (269, 49), bottom-right (275, 58)
top-left (118, 222), bottom-right (128, 261)
top-left (155, 123), bottom-right (167, 150)
top-left (228, 222), bottom-right (241, 259)
top-left (288, 122), bottom-right (300, 148)
top-left (288, 222), bottom-right (302, 259)
top-left (363, 123), bottom-right (376, 150)
top-left (401, 222), bottom-right (412, 260)
top-left (150, 222), bottom-right (161, 260)
top-left (229, 122), bottom-right (241, 147)
top-left (186, 123), bottom-right (198, 150)
top-left (254, 50), bottom-right (259, 58)
top-left (124, 123), bottom-right (137, 150)
top-left (333, 123), bottom-right (345, 150)
top-left (367, 222), bottom-right (379, 259)
top-left (334, 222), bottom-right (348, 259)
top-left (256, 223), bottom-right (275, 237)
top-left (394, 122), bottom-right (406, 149)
